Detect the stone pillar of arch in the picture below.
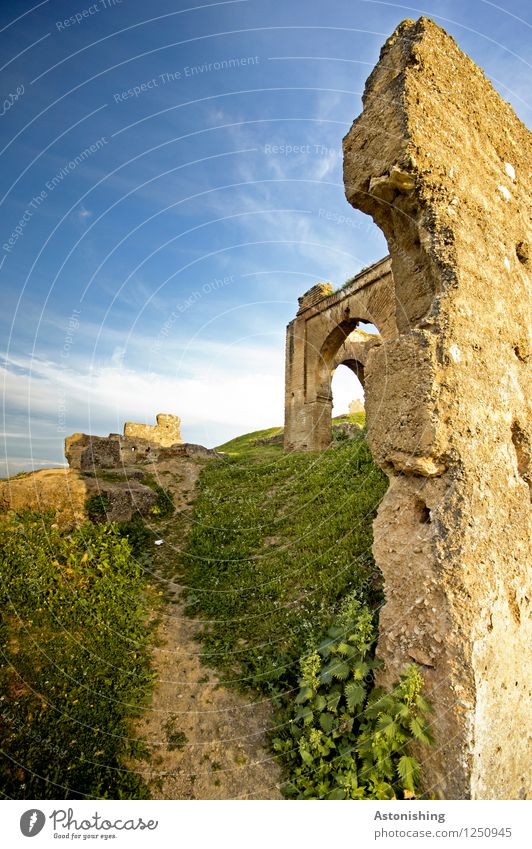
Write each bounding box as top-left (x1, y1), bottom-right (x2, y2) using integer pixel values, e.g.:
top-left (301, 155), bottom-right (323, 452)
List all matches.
top-left (343, 17), bottom-right (531, 798)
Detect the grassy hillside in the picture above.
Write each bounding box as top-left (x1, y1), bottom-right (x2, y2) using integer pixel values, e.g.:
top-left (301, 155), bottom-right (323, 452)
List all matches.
top-left (1, 418), bottom-right (433, 800)
top-left (178, 422), bottom-right (388, 695)
top-left (178, 425), bottom-right (434, 800)
top-left (0, 516), bottom-right (156, 799)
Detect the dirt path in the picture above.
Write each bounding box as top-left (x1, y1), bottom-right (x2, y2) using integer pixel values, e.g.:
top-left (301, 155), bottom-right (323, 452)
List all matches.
top-left (132, 457), bottom-right (282, 799)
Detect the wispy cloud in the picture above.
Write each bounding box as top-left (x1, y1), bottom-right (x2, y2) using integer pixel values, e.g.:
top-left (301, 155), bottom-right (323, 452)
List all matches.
top-left (77, 205), bottom-right (93, 221)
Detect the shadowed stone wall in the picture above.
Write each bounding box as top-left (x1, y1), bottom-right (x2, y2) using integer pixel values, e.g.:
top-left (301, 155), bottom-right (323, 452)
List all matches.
top-left (342, 17), bottom-right (531, 799)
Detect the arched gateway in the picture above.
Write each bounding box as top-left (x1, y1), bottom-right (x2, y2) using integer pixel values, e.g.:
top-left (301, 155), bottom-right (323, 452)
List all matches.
top-left (284, 256), bottom-right (396, 450)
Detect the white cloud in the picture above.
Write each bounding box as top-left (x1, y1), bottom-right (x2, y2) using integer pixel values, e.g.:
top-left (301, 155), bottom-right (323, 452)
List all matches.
top-left (1, 341), bottom-right (285, 465)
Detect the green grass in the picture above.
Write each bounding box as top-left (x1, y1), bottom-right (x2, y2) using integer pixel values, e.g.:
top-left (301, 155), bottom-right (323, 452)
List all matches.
top-left (0, 514), bottom-right (156, 799)
top-left (176, 425), bottom-right (434, 801)
top-left (333, 412), bottom-right (366, 428)
top-left (178, 426), bottom-right (387, 696)
top-left (216, 426), bottom-right (284, 459)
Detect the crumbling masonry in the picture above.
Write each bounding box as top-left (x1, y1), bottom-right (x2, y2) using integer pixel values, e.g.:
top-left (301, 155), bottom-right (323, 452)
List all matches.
top-left (285, 18), bottom-right (531, 798)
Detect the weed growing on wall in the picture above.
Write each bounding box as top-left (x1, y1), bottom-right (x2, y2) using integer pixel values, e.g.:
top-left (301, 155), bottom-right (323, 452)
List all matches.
top-left (273, 596), bottom-right (433, 799)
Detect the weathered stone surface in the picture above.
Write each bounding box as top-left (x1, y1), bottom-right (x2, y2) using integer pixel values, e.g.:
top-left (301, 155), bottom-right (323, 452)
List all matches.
top-left (254, 432), bottom-right (284, 447)
top-left (88, 479), bottom-right (158, 523)
top-left (5, 418), bottom-right (219, 530)
top-left (158, 443), bottom-right (224, 461)
top-left (66, 419), bottom-right (222, 473)
top-left (65, 433), bottom-right (122, 472)
top-left (341, 17), bottom-right (531, 799)
top-left (332, 422), bottom-right (363, 439)
top-left (0, 466), bottom-right (162, 527)
top-left (124, 413), bottom-right (182, 447)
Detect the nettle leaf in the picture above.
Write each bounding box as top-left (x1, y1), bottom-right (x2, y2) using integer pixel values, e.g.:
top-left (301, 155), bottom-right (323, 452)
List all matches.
top-left (325, 689), bottom-right (342, 712)
top-left (332, 660), bottom-right (350, 680)
top-left (409, 717), bottom-right (433, 745)
top-left (345, 681), bottom-right (366, 710)
top-left (336, 641), bottom-right (351, 656)
top-left (327, 626), bottom-right (344, 640)
top-left (320, 663), bottom-right (336, 685)
top-left (313, 695), bottom-right (327, 712)
top-left (415, 694), bottom-right (432, 713)
top-left (352, 660), bottom-right (369, 680)
top-left (319, 712), bottom-right (335, 734)
top-left (339, 743), bottom-right (355, 759)
top-left (376, 714), bottom-right (398, 739)
top-left (295, 706), bottom-right (314, 724)
top-left (328, 787), bottom-right (346, 800)
top-left (397, 755), bottom-right (420, 792)
top-left (317, 638), bottom-right (335, 658)
top-left (300, 748), bottom-right (314, 766)
top-left (364, 693), bottom-right (394, 719)
top-left (295, 686), bottom-right (313, 704)
top-left (397, 702), bottom-right (412, 720)
top-left (371, 780), bottom-right (396, 800)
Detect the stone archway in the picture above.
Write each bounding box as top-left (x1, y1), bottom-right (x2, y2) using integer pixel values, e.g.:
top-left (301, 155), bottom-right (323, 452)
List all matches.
top-left (330, 326), bottom-right (380, 399)
top-left (284, 257), bottom-right (395, 450)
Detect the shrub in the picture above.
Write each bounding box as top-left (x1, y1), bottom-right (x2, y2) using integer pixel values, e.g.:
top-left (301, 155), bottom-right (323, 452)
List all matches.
top-left (85, 492), bottom-right (109, 521)
top-left (141, 476), bottom-right (174, 520)
top-left (117, 515), bottom-right (156, 562)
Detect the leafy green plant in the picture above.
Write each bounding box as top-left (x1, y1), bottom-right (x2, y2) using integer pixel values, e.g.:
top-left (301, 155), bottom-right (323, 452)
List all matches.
top-left (142, 476), bottom-right (174, 520)
top-left (272, 598), bottom-right (433, 799)
top-left (332, 428), bottom-right (350, 443)
top-left (85, 492), bottom-right (109, 521)
top-left (117, 515), bottom-right (156, 561)
top-left (178, 429), bottom-right (431, 798)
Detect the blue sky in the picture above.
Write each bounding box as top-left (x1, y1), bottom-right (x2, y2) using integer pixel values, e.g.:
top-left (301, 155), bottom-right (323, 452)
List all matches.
top-left (1, 0), bottom-right (530, 474)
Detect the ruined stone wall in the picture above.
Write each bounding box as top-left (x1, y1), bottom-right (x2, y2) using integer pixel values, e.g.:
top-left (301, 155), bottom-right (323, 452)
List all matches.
top-left (65, 433), bottom-right (122, 471)
top-left (124, 413), bottom-right (182, 447)
top-left (343, 17), bottom-right (531, 798)
top-left (65, 429), bottom-right (220, 472)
